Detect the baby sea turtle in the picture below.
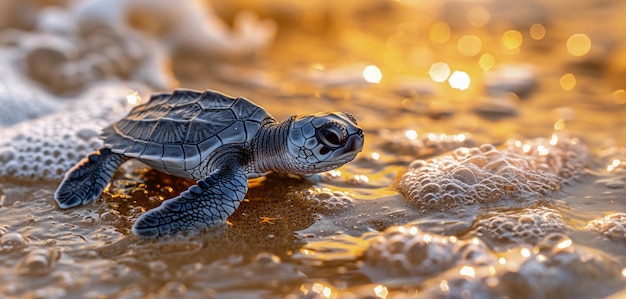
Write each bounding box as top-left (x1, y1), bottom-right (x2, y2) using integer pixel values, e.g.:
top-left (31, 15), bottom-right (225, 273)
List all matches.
top-left (54, 89), bottom-right (364, 238)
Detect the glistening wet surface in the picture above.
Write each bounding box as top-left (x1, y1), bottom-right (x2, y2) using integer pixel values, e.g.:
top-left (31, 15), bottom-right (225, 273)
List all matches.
top-left (1, 0), bottom-right (626, 298)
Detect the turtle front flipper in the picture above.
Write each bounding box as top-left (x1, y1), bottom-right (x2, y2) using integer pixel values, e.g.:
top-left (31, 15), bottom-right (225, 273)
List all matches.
top-left (132, 165), bottom-right (248, 238)
top-left (54, 148), bottom-right (127, 209)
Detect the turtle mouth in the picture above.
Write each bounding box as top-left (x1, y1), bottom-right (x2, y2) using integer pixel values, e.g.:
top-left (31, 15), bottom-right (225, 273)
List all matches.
top-left (315, 132), bottom-right (364, 171)
top-left (337, 132), bottom-right (364, 158)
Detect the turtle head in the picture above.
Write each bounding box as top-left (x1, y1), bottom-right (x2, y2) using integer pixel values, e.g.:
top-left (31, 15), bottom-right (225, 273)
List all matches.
top-left (286, 112), bottom-right (364, 173)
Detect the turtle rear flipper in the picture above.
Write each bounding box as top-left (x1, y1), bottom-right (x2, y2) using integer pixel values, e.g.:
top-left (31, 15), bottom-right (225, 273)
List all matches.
top-left (132, 163), bottom-right (248, 238)
top-left (54, 148), bottom-right (127, 209)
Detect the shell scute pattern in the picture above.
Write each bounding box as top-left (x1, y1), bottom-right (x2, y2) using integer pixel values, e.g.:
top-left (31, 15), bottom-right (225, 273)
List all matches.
top-left (163, 102), bottom-right (203, 121)
top-left (106, 136), bottom-right (133, 153)
top-left (168, 89), bottom-right (203, 106)
top-left (196, 91), bottom-right (236, 109)
top-left (103, 89), bottom-right (272, 169)
top-left (217, 121), bottom-right (247, 144)
top-left (244, 121), bottom-right (262, 141)
top-left (113, 119), bottom-right (148, 140)
top-left (198, 136), bottom-right (221, 162)
top-left (249, 107), bottom-right (275, 126)
top-left (185, 110), bottom-right (237, 143)
top-left (183, 144), bottom-right (202, 170)
top-left (151, 119), bottom-right (190, 143)
top-left (232, 98), bottom-right (263, 120)
top-left (134, 104), bottom-right (172, 121)
top-left (162, 144), bottom-right (185, 168)
top-left (145, 93), bottom-right (174, 107)
top-left (124, 142), bottom-right (145, 158)
top-left (141, 143), bottom-right (164, 160)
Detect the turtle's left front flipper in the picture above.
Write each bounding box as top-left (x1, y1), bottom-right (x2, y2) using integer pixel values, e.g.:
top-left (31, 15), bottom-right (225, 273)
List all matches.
top-left (132, 163), bottom-right (248, 238)
top-left (55, 148), bottom-right (127, 209)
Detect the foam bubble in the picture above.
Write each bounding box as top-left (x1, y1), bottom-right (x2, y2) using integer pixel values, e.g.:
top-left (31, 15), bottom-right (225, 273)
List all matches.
top-left (361, 225), bottom-right (494, 280)
top-left (0, 232), bottom-right (27, 254)
top-left (361, 229), bottom-right (621, 298)
top-left (290, 187), bottom-right (354, 214)
top-left (471, 206), bottom-right (566, 246)
top-left (398, 135), bottom-right (588, 211)
top-left (0, 84), bottom-right (133, 182)
top-left (585, 213), bottom-right (626, 242)
top-left (421, 236), bottom-right (620, 299)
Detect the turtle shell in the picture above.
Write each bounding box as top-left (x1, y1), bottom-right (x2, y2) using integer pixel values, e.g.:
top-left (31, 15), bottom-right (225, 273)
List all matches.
top-left (101, 89), bottom-right (275, 175)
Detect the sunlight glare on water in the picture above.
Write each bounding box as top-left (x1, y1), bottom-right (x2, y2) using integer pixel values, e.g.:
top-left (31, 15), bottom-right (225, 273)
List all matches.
top-left (448, 71), bottom-right (471, 90)
top-left (429, 62), bottom-right (451, 82)
top-left (363, 65), bottom-right (383, 84)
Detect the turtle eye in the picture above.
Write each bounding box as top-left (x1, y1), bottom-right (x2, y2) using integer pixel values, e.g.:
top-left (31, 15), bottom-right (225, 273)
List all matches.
top-left (317, 123), bottom-right (346, 149)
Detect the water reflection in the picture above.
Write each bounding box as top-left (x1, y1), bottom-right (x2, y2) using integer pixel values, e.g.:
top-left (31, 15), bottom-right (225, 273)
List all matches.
top-left (362, 65), bottom-right (383, 84)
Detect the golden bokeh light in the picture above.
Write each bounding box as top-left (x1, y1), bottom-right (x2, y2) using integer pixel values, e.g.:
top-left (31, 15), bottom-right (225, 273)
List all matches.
top-left (439, 280), bottom-right (450, 293)
top-left (607, 159), bottom-right (621, 172)
top-left (448, 71), bottom-right (471, 90)
top-left (310, 283), bottom-right (333, 298)
top-left (550, 133), bottom-right (559, 146)
top-left (429, 62), bottom-right (451, 82)
top-left (529, 24), bottom-right (546, 40)
top-left (479, 54), bottom-right (495, 71)
top-left (457, 35), bottom-right (482, 57)
top-left (311, 63), bottom-right (325, 71)
top-left (422, 234), bottom-right (433, 243)
top-left (560, 73), bottom-right (576, 91)
top-left (468, 6), bottom-right (490, 28)
top-left (405, 129), bottom-right (418, 140)
top-left (611, 89), bottom-right (626, 104)
top-left (363, 65), bottom-right (383, 84)
top-left (429, 22), bottom-right (451, 44)
top-left (373, 285), bottom-right (389, 299)
top-left (520, 248), bottom-right (531, 258)
top-left (554, 119), bottom-right (565, 130)
top-left (556, 238), bottom-right (573, 249)
top-left (459, 266), bottom-right (476, 278)
top-left (566, 33), bottom-right (591, 56)
top-left (486, 276), bottom-right (499, 287)
top-left (353, 174), bottom-right (369, 183)
top-left (537, 145), bottom-right (549, 156)
top-left (503, 30), bottom-right (523, 50)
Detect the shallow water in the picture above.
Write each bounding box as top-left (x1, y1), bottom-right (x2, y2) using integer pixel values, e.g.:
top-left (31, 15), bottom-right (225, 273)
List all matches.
top-left (1, 0), bottom-right (626, 298)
